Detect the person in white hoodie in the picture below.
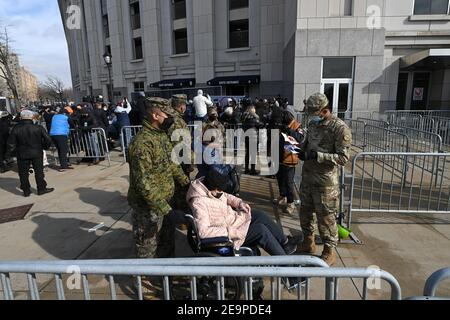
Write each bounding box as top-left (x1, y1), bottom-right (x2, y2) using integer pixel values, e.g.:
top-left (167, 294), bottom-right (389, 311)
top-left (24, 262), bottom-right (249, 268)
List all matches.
top-left (193, 90), bottom-right (213, 121)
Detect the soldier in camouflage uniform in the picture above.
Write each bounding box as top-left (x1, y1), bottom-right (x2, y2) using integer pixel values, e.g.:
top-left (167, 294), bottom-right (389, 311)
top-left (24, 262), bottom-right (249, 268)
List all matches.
top-left (167, 94), bottom-right (195, 175)
top-left (127, 97), bottom-right (190, 260)
top-left (296, 93), bottom-right (352, 266)
top-left (166, 94), bottom-right (195, 215)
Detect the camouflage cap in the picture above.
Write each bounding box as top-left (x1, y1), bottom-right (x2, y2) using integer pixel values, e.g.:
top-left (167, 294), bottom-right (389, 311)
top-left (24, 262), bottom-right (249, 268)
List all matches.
top-left (145, 97), bottom-right (175, 115)
top-left (171, 94), bottom-right (187, 104)
top-left (305, 93), bottom-right (329, 115)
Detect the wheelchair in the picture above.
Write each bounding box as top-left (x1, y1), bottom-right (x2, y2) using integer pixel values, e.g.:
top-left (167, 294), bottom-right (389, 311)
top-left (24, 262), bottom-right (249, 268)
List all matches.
top-left (175, 214), bottom-right (265, 300)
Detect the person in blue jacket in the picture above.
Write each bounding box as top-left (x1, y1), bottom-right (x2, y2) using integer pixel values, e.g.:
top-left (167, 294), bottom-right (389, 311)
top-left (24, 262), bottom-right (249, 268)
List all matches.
top-left (50, 108), bottom-right (74, 171)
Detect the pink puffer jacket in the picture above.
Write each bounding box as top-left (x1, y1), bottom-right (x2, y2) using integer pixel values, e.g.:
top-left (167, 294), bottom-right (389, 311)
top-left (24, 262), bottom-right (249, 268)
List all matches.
top-left (186, 179), bottom-right (252, 249)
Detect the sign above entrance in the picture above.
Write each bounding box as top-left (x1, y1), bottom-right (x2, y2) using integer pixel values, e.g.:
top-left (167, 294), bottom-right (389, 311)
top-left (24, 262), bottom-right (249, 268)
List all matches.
top-left (413, 87), bottom-right (424, 101)
top-left (207, 75), bottom-right (260, 86)
top-left (149, 78), bottom-right (196, 89)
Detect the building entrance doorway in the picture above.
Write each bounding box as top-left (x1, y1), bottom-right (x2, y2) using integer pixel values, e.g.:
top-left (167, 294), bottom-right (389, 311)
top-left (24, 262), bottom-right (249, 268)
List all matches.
top-left (320, 80), bottom-right (353, 115)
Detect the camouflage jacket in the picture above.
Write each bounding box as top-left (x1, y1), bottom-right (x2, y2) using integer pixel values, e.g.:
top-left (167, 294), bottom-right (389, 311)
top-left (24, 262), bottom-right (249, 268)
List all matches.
top-left (168, 110), bottom-right (194, 166)
top-left (168, 110), bottom-right (189, 138)
top-left (128, 119), bottom-right (190, 216)
top-left (302, 116), bottom-right (352, 187)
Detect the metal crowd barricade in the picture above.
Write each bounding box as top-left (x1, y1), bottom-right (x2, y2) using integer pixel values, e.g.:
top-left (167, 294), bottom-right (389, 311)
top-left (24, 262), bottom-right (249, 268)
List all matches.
top-left (387, 113), bottom-right (423, 129)
top-left (68, 128), bottom-right (111, 166)
top-left (420, 116), bottom-right (436, 134)
top-left (363, 125), bottom-right (409, 154)
top-left (358, 117), bottom-right (389, 130)
top-left (120, 126), bottom-right (143, 162)
top-left (0, 257), bottom-right (402, 301)
top-left (338, 111), bottom-right (375, 120)
top-left (430, 117), bottom-right (450, 147)
top-left (345, 120), bottom-right (366, 150)
top-left (423, 267), bottom-right (450, 298)
top-left (346, 152), bottom-right (450, 228)
top-left (389, 125), bottom-right (443, 177)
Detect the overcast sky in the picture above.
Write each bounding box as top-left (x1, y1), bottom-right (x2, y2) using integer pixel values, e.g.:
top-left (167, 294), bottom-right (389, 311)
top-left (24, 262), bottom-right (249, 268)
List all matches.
top-left (0, 0), bottom-right (72, 87)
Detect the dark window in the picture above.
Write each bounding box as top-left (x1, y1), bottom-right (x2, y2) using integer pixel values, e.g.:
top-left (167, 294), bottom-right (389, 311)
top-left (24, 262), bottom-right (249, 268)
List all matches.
top-left (229, 19), bottom-right (249, 49)
top-left (396, 73), bottom-right (409, 110)
top-left (414, 0), bottom-right (449, 14)
top-left (322, 58), bottom-right (354, 79)
top-left (103, 15), bottom-right (110, 38)
top-left (174, 29), bottom-right (188, 54)
top-left (134, 82), bottom-right (145, 92)
top-left (101, 0), bottom-right (107, 15)
top-left (133, 37), bottom-right (143, 60)
top-left (172, 0), bottom-right (187, 20)
top-left (229, 0), bottom-right (249, 10)
top-left (130, 1), bottom-right (141, 30)
top-left (343, 0), bottom-right (353, 16)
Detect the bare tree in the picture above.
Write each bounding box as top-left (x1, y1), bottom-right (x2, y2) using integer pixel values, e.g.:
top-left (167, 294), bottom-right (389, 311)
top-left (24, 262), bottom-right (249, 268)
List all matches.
top-left (0, 27), bottom-right (19, 100)
top-left (44, 75), bottom-right (66, 102)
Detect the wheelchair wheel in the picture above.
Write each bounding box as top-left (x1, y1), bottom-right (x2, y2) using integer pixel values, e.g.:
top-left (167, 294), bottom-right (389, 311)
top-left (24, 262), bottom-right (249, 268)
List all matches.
top-left (186, 225), bottom-right (198, 253)
top-left (194, 252), bottom-right (242, 300)
top-left (169, 252), bottom-right (242, 300)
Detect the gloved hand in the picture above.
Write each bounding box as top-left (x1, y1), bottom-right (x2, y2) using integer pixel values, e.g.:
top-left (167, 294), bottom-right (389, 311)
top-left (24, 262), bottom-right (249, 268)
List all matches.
top-left (299, 150), bottom-right (318, 161)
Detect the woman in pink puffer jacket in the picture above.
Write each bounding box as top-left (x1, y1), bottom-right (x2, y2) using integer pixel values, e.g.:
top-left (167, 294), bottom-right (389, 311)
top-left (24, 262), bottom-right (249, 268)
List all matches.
top-left (186, 169), bottom-right (297, 255)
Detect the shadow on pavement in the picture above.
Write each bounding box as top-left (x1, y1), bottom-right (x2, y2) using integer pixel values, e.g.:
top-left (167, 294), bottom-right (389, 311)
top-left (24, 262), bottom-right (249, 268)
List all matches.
top-left (0, 177), bottom-right (29, 196)
top-left (74, 187), bottom-right (129, 214)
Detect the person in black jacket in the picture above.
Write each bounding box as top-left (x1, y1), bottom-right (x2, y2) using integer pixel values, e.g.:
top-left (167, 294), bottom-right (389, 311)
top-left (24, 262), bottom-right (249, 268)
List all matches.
top-left (242, 105), bottom-right (265, 175)
top-left (42, 107), bottom-right (55, 133)
top-left (80, 108), bottom-right (102, 165)
top-left (93, 103), bottom-right (109, 131)
top-left (6, 110), bottom-right (54, 197)
top-left (130, 92), bottom-right (146, 126)
top-left (0, 111), bottom-right (12, 173)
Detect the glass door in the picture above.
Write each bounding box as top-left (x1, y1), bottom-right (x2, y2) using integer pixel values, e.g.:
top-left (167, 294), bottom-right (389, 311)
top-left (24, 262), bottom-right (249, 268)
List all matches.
top-left (320, 80), bottom-right (353, 117)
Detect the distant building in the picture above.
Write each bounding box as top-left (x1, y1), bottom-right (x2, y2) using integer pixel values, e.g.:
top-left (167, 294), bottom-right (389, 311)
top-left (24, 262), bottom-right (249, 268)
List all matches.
top-left (59, 0), bottom-right (450, 112)
top-left (0, 52), bottom-right (38, 104)
top-left (0, 53), bottom-right (20, 98)
top-left (18, 67), bottom-right (39, 104)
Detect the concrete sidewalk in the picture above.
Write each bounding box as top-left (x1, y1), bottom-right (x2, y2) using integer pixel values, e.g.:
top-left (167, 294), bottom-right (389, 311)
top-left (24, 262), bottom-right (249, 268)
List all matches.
top-left (0, 151), bottom-right (449, 299)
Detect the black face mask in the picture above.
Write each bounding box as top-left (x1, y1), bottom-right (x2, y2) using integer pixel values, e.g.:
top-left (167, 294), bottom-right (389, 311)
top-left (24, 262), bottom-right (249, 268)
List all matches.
top-left (161, 116), bottom-right (175, 132)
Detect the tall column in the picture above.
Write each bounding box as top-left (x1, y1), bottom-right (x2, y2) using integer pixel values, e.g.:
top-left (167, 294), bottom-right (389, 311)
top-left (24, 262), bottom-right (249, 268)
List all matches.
top-left (193, 0), bottom-right (215, 85)
top-left (142, 0), bottom-right (163, 85)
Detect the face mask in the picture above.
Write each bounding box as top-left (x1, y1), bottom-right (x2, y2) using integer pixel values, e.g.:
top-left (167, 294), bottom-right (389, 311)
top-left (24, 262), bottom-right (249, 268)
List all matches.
top-left (309, 115), bottom-right (324, 125)
top-left (160, 116), bottom-right (175, 132)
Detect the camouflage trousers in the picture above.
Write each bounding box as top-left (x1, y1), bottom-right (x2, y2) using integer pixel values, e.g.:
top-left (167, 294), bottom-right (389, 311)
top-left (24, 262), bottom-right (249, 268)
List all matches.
top-left (132, 209), bottom-right (175, 259)
top-left (299, 185), bottom-right (339, 248)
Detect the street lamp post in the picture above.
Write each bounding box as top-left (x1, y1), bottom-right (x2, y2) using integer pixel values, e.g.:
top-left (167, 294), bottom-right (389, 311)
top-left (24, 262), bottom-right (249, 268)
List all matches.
top-left (103, 52), bottom-right (113, 104)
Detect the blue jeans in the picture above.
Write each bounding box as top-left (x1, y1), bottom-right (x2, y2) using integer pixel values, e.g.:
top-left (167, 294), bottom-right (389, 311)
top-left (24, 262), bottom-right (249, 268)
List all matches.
top-left (88, 132), bottom-right (100, 161)
top-left (277, 165), bottom-right (296, 204)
